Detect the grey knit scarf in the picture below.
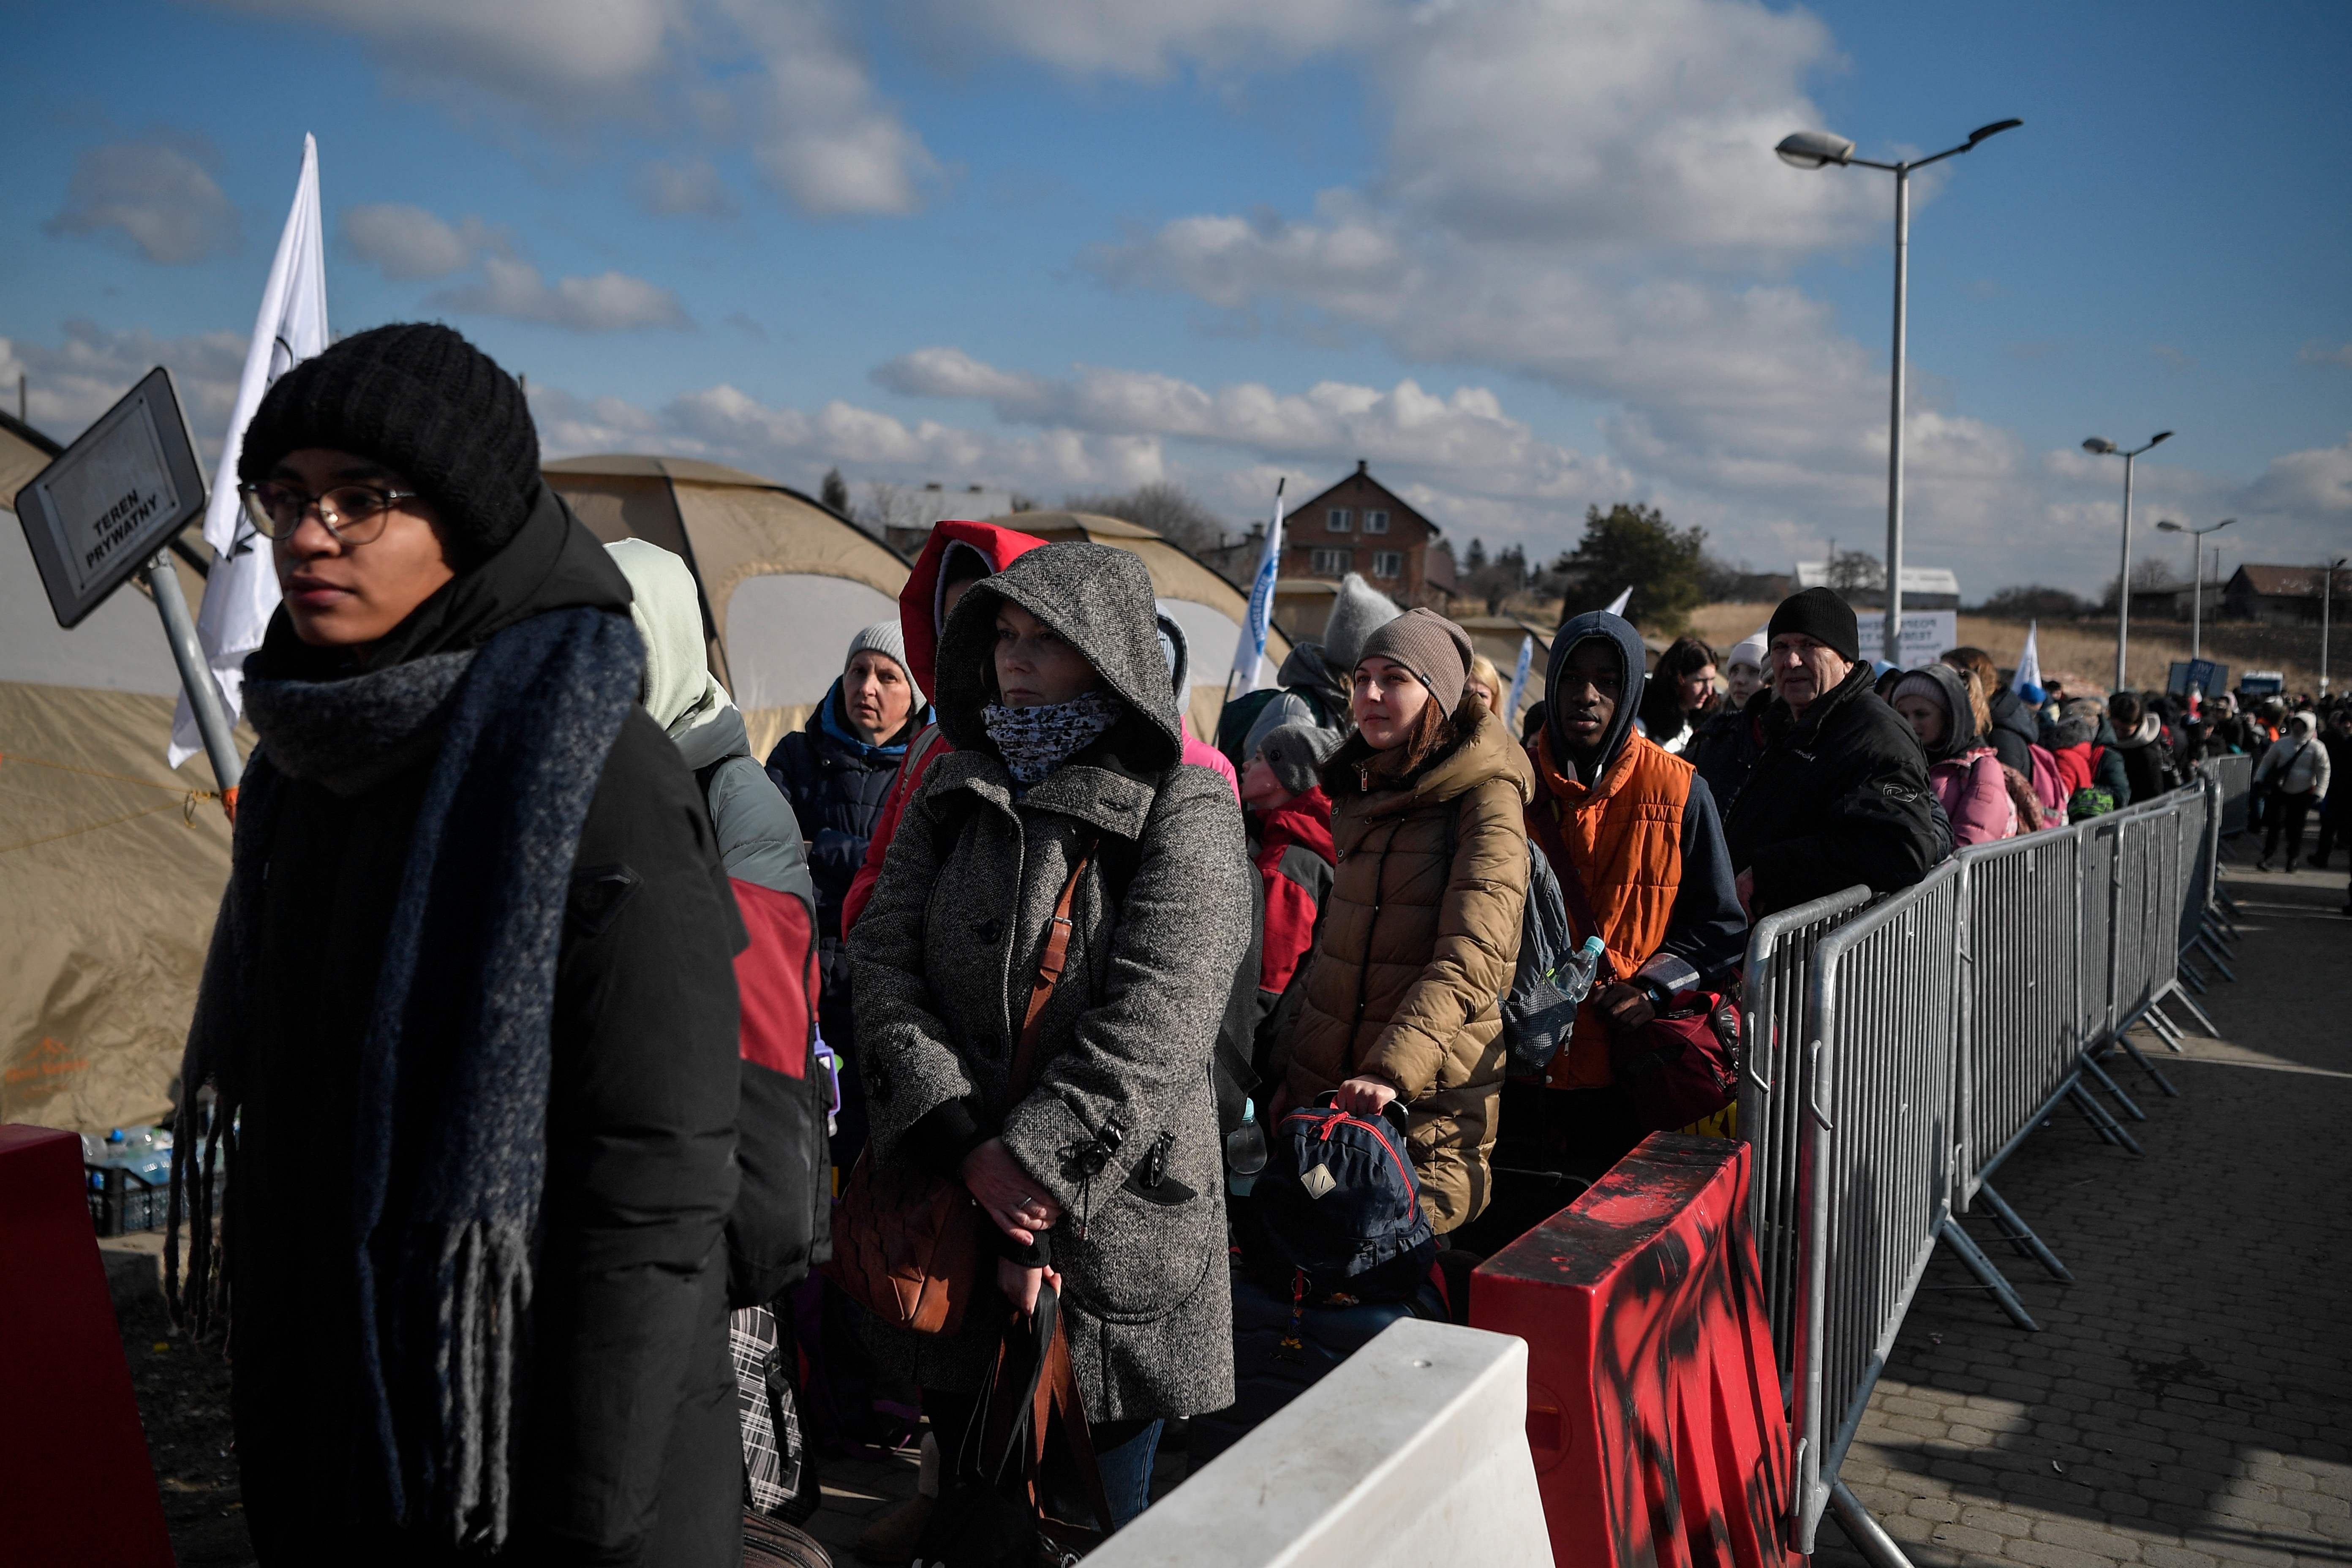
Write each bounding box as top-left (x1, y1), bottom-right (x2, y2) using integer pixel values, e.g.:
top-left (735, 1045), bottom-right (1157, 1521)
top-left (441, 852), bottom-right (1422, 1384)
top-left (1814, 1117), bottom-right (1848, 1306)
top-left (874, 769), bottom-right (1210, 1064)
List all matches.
top-left (168, 605), bottom-right (642, 1551)
top-left (982, 688), bottom-right (1124, 785)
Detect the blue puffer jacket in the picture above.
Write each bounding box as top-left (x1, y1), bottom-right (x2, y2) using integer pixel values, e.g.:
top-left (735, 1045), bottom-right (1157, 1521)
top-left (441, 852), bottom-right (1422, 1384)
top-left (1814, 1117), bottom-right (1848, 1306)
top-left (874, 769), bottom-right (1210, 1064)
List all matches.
top-left (765, 681), bottom-right (928, 996)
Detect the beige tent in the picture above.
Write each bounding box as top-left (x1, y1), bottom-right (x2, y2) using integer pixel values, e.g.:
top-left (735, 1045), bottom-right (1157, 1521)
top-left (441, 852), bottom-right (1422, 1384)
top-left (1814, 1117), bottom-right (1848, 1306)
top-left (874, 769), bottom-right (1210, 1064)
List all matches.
top-left (1456, 614), bottom-right (1555, 716)
top-left (978, 512), bottom-right (1294, 743)
top-left (543, 456), bottom-right (911, 760)
top-left (3, 410), bottom-right (236, 1136)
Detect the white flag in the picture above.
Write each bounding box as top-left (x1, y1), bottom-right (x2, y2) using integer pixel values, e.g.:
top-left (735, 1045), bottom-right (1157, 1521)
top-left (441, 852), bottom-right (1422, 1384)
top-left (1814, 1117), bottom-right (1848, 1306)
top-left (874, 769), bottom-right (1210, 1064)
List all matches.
top-left (1604, 585), bottom-right (1632, 617)
top-left (170, 134), bottom-right (329, 766)
top-left (1502, 633), bottom-right (1534, 726)
top-left (2012, 621), bottom-right (2042, 696)
top-left (1228, 479), bottom-right (1286, 695)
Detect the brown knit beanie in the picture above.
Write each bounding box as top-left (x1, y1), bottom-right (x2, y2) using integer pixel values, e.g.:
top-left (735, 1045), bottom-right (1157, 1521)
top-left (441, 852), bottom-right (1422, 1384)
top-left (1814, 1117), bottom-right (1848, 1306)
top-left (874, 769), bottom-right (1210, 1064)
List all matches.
top-left (1356, 607), bottom-right (1475, 719)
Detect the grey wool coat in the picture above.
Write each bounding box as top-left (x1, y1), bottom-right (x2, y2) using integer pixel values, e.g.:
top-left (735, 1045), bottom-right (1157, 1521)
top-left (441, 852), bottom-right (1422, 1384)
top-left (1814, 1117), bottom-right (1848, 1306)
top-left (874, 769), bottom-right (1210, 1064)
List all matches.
top-left (849, 543), bottom-right (1252, 1423)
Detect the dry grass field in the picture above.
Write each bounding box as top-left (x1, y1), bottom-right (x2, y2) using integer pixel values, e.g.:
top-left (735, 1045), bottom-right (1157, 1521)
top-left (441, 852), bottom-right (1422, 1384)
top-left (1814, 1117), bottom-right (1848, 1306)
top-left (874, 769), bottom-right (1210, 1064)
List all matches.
top-left (1686, 602), bottom-right (2335, 696)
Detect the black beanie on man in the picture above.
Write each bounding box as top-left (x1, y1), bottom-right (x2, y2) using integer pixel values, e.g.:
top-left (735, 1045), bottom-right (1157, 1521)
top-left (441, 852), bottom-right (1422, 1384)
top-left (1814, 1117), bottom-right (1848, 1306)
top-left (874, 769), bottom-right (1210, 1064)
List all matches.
top-left (237, 323), bottom-right (539, 566)
top-left (1768, 585), bottom-right (1861, 662)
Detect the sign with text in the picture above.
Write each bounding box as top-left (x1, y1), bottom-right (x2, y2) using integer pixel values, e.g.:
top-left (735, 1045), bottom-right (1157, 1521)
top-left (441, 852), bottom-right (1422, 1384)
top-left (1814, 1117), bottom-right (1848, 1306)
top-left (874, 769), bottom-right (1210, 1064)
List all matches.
top-left (13, 367), bottom-right (208, 628)
top-left (1853, 610), bottom-right (1959, 670)
top-left (2168, 659), bottom-right (2225, 699)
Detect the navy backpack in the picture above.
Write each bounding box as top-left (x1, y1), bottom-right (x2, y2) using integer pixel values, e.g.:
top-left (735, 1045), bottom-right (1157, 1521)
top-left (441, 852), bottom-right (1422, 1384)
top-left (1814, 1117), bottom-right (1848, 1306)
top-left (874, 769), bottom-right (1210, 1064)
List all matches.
top-left (1252, 1095), bottom-right (1436, 1301)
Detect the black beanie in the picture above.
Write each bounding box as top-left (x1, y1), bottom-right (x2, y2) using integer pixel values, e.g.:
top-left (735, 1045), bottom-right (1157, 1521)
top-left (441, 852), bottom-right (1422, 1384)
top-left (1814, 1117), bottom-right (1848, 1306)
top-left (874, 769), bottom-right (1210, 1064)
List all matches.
top-left (1768, 585), bottom-right (1861, 662)
top-left (237, 323), bottom-right (539, 565)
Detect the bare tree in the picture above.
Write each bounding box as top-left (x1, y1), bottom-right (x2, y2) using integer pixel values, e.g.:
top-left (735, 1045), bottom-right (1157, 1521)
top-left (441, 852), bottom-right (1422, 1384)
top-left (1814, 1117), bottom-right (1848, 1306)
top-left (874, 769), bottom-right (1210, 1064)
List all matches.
top-left (1062, 480), bottom-right (1231, 556)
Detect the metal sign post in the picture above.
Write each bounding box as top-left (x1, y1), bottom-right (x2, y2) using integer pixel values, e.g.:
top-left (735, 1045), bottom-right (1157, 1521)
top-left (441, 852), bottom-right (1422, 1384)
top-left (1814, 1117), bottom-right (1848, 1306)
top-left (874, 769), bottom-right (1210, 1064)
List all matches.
top-left (12, 366), bottom-right (244, 809)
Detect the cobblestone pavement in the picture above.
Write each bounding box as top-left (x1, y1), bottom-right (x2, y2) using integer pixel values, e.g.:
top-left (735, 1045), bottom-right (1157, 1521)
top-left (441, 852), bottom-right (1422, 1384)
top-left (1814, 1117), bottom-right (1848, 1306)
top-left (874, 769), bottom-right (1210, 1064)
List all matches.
top-left (1817, 857), bottom-right (2352, 1568)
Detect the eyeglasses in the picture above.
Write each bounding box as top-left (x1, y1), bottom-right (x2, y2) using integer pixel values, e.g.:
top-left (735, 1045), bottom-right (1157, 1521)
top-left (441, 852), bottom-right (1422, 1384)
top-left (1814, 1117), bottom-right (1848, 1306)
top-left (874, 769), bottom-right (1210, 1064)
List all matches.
top-left (237, 481), bottom-right (422, 544)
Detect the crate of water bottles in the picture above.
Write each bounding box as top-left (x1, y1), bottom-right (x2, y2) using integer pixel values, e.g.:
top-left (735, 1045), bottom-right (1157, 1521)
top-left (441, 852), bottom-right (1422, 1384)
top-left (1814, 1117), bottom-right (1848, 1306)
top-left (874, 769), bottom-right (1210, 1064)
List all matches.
top-left (82, 1126), bottom-right (194, 1236)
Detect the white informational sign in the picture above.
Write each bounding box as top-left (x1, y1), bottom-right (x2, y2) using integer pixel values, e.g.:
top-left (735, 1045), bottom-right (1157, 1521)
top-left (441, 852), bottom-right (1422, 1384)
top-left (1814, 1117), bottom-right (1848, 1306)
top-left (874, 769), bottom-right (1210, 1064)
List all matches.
top-left (13, 367), bottom-right (208, 627)
top-left (1853, 610), bottom-right (1959, 670)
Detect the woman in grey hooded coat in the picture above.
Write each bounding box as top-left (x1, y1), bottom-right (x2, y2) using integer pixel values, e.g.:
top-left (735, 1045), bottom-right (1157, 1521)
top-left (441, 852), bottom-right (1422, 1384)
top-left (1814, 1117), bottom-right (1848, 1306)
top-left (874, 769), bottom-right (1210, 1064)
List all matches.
top-left (849, 542), bottom-right (1251, 1525)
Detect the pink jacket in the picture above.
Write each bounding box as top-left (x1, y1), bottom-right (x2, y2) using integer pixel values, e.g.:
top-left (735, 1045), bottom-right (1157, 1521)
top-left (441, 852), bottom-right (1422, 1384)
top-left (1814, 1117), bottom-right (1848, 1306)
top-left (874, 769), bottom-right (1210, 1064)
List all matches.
top-left (1930, 746), bottom-right (2017, 845)
top-left (1182, 723), bottom-right (1241, 801)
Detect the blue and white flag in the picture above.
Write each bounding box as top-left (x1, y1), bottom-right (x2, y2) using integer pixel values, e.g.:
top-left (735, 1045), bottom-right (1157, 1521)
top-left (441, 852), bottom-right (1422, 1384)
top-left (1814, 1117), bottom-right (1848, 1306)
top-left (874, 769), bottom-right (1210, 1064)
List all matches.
top-left (1228, 477), bottom-right (1285, 694)
top-left (170, 133), bottom-right (329, 765)
top-left (2012, 621), bottom-right (2043, 695)
top-left (1503, 633), bottom-right (1534, 726)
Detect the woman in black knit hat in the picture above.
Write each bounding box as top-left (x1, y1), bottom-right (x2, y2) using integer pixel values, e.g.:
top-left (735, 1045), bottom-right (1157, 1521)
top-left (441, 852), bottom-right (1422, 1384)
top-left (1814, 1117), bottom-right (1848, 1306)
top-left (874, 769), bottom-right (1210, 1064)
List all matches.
top-left (169, 323), bottom-right (758, 1564)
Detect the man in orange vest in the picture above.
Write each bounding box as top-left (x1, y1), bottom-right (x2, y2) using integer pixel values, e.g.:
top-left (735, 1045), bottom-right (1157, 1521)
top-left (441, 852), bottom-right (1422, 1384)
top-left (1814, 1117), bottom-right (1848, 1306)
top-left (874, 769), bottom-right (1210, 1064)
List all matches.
top-left (1517, 610), bottom-right (1745, 1181)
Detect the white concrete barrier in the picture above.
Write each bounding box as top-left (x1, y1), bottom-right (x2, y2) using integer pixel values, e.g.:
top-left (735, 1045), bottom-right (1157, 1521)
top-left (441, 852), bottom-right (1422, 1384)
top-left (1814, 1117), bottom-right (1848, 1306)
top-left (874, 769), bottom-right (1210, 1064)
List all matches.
top-left (1091, 1318), bottom-right (1554, 1568)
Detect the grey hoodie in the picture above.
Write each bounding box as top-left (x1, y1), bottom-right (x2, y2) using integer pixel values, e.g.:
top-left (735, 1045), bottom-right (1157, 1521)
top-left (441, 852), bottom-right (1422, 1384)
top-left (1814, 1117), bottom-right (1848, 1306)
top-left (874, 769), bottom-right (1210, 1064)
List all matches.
top-left (852, 542), bottom-right (1251, 1421)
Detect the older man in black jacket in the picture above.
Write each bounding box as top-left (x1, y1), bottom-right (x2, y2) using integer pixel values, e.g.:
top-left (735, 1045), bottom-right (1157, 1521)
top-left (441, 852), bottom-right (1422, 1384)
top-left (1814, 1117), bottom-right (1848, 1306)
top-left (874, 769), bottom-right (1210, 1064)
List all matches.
top-left (1723, 588), bottom-right (1941, 918)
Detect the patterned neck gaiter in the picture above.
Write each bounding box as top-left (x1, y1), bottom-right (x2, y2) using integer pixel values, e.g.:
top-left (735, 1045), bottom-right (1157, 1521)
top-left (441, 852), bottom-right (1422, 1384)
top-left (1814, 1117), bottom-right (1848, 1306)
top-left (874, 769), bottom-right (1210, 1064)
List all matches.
top-left (982, 688), bottom-right (1125, 786)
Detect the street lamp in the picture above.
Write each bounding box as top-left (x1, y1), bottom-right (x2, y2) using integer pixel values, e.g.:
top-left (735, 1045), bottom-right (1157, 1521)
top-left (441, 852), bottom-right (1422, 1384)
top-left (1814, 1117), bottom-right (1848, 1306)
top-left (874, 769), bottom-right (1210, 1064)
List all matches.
top-left (1777, 117), bottom-right (2022, 648)
top-left (2154, 517), bottom-right (2232, 663)
top-left (2083, 431), bottom-right (2172, 691)
top-left (2325, 555), bottom-right (2347, 697)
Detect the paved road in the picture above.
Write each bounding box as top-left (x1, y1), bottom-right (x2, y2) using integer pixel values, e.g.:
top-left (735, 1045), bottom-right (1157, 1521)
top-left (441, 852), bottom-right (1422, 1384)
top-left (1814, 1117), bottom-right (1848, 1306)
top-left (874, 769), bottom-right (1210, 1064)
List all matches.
top-left (1818, 857), bottom-right (2352, 1568)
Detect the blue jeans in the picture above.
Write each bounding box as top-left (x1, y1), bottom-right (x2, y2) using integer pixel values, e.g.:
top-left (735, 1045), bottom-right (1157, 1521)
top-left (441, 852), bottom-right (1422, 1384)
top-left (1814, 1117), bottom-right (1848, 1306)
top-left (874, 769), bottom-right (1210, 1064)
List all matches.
top-left (1089, 1416), bottom-right (1164, 1527)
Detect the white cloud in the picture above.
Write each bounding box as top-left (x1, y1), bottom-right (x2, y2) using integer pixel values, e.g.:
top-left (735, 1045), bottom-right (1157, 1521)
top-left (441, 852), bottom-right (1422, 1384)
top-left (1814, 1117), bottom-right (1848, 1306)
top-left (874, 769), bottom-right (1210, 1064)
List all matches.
top-left (338, 200), bottom-right (690, 331)
top-left (208, 0), bottom-right (935, 218)
top-left (634, 158), bottom-right (735, 217)
top-left (719, 0), bottom-right (939, 216)
top-left (1043, 0), bottom-right (2093, 591)
top-left (0, 321), bottom-right (250, 454)
top-left (870, 346), bottom-right (1633, 508)
top-left (341, 203), bottom-right (486, 280)
top-left (45, 139), bottom-right (240, 264)
top-left (893, 0), bottom-right (1377, 77)
top-left (211, 0), bottom-right (679, 110)
top-left (433, 255), bottom-right (693, 331)
top-left (2236, 433), bottom-right (2352, 534)
top-left (2299, 341), bottom-right (2352, 369)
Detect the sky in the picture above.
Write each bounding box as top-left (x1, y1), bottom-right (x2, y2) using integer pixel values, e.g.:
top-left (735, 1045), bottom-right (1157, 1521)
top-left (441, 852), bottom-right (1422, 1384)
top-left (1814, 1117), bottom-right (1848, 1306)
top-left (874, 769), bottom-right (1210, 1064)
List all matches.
top-left (5, 0), bottom-right (2349, 602)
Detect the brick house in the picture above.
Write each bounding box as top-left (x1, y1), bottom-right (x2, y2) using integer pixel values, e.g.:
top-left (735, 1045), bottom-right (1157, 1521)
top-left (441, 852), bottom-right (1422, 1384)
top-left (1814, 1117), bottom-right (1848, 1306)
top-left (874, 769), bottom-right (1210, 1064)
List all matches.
top-left (1283, 460), bottom-right (1454, 610)
top-left (2222, 563), bottom-right (2350, 626)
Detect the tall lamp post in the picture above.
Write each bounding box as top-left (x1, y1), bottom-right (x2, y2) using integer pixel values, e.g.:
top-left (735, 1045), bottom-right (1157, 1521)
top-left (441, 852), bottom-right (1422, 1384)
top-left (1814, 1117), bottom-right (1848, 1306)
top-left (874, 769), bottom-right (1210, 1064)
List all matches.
top-left (1777, 117), bottom-right (2021, 648)
top-left (2324, 555), bottom-right (2347, 697)
top-left (2082, 431), bottom-right (2172, 691)
top-left (2155, 517), bottom-right (2232, 663)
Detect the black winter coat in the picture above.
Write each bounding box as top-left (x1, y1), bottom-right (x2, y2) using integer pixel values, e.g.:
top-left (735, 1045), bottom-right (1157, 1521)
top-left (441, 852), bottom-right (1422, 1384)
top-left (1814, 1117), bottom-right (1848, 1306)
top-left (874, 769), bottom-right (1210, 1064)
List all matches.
top-left (226, 498), bottom-right (746, 1565)
top-left (765, 683), bottom-right (920, 1000)
top-left (1985, 685), bottom-right (2039, 779)
top-left (1686, 689), bottom-right (1769, 807)
top-left (1723, 662), bottom-right (1942, 918)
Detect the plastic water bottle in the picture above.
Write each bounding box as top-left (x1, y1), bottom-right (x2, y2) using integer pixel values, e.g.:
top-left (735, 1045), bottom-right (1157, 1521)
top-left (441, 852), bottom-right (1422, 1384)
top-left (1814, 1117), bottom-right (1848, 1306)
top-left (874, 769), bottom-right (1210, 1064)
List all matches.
top-left (1558, 935), bottom-right (1609, 1008)
top-left (1225, 1099), bottom-right (1268, 1197)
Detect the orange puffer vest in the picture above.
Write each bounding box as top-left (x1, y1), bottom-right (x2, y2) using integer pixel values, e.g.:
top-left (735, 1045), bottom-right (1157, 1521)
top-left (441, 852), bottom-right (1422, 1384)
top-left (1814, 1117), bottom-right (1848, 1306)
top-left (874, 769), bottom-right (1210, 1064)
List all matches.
top-left (1524, 727), bottom-right (1694, 1089)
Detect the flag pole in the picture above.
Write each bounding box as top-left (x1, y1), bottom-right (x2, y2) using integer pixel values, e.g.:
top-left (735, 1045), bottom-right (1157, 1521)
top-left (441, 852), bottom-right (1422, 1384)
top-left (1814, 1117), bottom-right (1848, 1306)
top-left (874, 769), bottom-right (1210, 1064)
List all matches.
top-left (145, 551), bottom-right (243, 814)
top-left (1224, 476), bottom-right (1287, 708)
top-left (170, 131), bottom-right (328, 776)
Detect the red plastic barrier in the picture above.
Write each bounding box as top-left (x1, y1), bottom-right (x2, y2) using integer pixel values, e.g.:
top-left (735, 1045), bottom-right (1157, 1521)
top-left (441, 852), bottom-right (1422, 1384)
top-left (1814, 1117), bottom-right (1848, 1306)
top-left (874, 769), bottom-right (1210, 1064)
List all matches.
top-left (1470, 1132), bottom-right (1799, 1568)
top-left (0, 1124), bottom-right (177, 1565)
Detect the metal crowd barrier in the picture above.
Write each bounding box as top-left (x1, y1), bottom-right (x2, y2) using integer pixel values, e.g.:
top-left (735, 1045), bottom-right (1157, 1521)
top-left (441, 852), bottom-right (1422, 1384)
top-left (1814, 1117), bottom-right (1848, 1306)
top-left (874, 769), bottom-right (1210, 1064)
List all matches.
top-left (1792, 861), bottom-right (1968, 1553)
top-left (1950, 825), bottom-right (2086, 1275)
top-left (2208, 751), bottom-right (2254, 839)
top-left (1737, 886), bottom-right (1873, 1388)
top-left (1735, 776), bottom-right (2235, 1566)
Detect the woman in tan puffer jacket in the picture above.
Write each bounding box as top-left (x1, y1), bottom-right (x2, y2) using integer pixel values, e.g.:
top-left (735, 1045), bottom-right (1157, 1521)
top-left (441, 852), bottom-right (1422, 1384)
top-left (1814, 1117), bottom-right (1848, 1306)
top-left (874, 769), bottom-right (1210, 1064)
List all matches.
top-left (1281, 608), bottom-right (1533, 1233)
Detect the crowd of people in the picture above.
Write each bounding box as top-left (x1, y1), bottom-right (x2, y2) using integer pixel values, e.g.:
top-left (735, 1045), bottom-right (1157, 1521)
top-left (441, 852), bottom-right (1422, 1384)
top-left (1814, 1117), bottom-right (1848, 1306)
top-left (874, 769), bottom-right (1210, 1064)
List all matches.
top-left (162, 324), bottom-right (2301, 1565)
